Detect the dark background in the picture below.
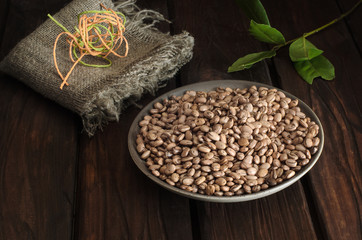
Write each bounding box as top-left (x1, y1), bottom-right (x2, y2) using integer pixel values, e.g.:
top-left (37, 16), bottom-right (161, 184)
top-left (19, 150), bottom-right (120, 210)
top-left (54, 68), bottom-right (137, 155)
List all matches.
top-left (0, 0), bottom-right (361, 239)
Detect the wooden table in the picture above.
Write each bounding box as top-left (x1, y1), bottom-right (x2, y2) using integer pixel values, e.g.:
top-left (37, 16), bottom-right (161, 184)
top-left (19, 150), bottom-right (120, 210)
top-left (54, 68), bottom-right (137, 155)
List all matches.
top-left (0, 0), bottom-right (361, 239)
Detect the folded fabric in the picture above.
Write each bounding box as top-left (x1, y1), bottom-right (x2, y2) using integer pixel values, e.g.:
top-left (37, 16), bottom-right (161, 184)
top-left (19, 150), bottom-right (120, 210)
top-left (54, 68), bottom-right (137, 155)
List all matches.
top-left (0, 0), bottom-right (194, 136)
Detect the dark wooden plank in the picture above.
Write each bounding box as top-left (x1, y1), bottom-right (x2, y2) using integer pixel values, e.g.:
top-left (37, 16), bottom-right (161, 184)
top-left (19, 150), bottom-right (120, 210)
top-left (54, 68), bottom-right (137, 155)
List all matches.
top-left (336, 0), bottom-right (362, 54)
top-left (75, 99), bottom-right (192, 240)
top-left (171, 0), bottom-right (318, 239)
top-left (0, 77), bottom-right (79, 240)
top-left (168, 0), bottom-right (272, 85)
top-left (0, 0), bottom-right (72, 59)
top-left (0, 0), bottom-right (10, 49)
top-left (195, 183), bottom-right (315, 240)
top-left (0, 0), bottom-right (79, 239)
top-left (74, 1), bottom-right (193, 239)
top-left (263, 0), bottom-right (362, 239)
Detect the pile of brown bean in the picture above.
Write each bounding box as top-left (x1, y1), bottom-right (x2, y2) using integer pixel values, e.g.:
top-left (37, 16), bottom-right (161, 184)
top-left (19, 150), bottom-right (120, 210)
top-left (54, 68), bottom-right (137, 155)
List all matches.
top-left (135, 86), bottom-right (320, 196)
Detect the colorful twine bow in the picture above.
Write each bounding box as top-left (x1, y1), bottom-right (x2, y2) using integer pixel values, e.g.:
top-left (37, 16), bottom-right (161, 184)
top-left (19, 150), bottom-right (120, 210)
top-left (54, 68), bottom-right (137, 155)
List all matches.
top-left (48, 4), bottom-right (129, 89)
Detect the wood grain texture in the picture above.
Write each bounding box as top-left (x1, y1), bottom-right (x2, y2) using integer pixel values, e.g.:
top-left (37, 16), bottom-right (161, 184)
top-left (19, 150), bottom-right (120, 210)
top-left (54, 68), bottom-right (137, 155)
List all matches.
top-left (336, 0), bottom-right (362, 55)
top-left (0, 77), bottom-right (79, 240)
top-left (194, 183), bottom-right (316, 240)
top-left (169, 0), bottom-right (273, 85)
top-left (0, 0), bottom-right (72, 59)
top-left (74, 1), bottom-right (193, 239)
top-left (171, 0), bottom-right (318, 239)
top-left (0, 0), bottom-right (79, 239)
top-left (75, 98), bottom-right (192, 240)
top-left (263, 0), bottom-right (362, 239)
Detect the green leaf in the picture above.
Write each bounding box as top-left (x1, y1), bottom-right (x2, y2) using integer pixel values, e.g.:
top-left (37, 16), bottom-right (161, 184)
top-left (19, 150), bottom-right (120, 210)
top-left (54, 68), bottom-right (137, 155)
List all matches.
top-left (294, 55), bottom-right (335, 84)
top-left (289, 38), bottom-right (324, 62)
top-left (228, 50), bottom-right (276, 72)
top-left (249, 20), bottom-right (285, 44)
top-left (235, 0), bottom-right (270, 25)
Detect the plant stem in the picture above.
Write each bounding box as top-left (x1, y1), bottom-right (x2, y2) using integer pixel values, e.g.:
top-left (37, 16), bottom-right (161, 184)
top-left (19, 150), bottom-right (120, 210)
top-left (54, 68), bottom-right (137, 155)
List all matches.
top-left (48, 14), bottom-right (71, 33)
top-left (273, 0), bottom-right (362, 51)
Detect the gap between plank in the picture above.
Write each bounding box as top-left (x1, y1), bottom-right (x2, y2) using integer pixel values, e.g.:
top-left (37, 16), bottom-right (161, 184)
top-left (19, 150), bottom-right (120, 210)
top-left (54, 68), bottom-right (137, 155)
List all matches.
top-left (300, 177), bottom-right (328, 240)
top-left (0, 0), bottom-right (10, 57)
top-left (267, 58), bottom-right (282, 89)
top-left (334, 0), bottom-right (362, 57)
top-left (189, 200), bottom-right (201, 240)
top-left (70, 123), bottom-right (82, 240)
top-left (166, 0), bottom-right (182, 89)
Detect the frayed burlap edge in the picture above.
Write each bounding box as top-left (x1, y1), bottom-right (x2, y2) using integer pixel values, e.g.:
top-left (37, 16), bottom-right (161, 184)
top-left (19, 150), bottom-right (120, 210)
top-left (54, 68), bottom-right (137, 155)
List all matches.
top-left (81, 1), bottom-right (194, 136)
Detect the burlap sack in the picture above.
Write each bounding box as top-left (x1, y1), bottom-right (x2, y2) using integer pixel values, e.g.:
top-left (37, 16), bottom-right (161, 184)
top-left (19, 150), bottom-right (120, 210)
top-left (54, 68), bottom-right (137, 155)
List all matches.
top-left (0, 0), bottom-right (194, 136)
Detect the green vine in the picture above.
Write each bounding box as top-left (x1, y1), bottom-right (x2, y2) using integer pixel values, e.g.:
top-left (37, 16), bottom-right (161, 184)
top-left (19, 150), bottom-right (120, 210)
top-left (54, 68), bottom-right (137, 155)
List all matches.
top-left (229, 0), bottom-right (362, 84)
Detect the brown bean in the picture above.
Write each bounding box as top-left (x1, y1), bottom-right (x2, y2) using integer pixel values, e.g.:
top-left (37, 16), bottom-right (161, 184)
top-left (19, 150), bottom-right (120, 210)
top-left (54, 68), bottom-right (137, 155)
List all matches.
top-left (257, 168), bottom-right (268, 178)
top-left (206, 185), bottom-right (215, 195)
top-left (180, 140), bottom-right (193, 146)
top-left (207, 132), bottom-right (220, 141)
top-left (182, 177), bottom-right (194, 186)
top-left (195, 176), bottom-right (206, 185)
top-left (215, 141), bottom-right (227, 150)
top-left (164, 163), bottom-right (176, 175)
top-left (170, 173), bottom-right (180, 182)
top-left (286, 159), bottom-right (297, 168)
top-left (136, 143), bottom-right (145, 153)
top-left (141, 150), bottom-right (151, 159)
top-left (285, 170), bottom-right (295, 179)
top-left (215, 178), bottom-right (227, 186)
top-left (238, 138), bottom-right (249, 147)
top-left (198, 145), bottom-right (211, 153)
top-left (247, 167), bottom-right (257, 176)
